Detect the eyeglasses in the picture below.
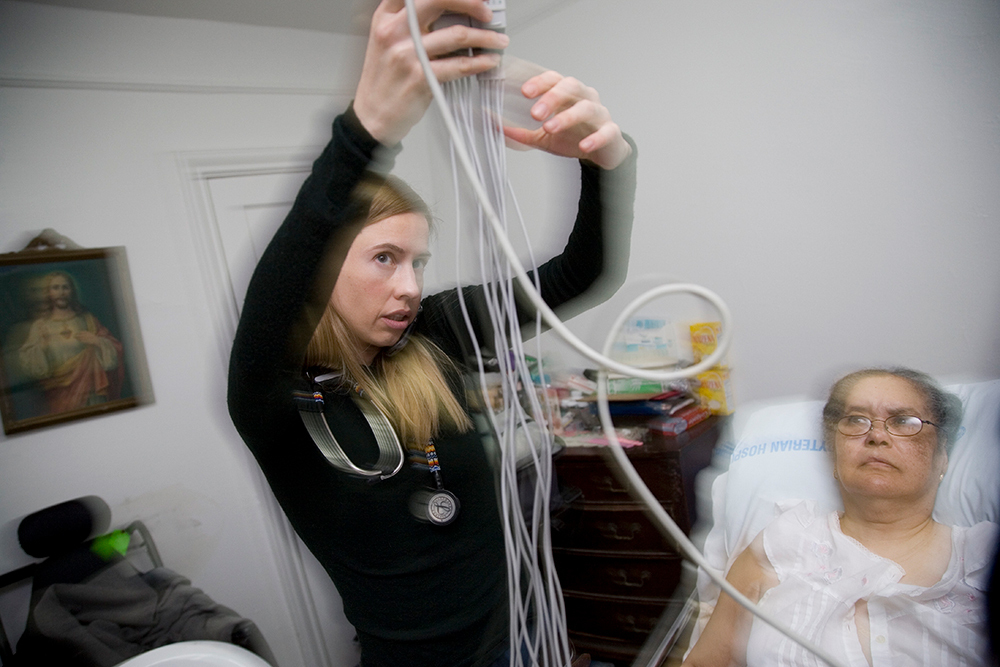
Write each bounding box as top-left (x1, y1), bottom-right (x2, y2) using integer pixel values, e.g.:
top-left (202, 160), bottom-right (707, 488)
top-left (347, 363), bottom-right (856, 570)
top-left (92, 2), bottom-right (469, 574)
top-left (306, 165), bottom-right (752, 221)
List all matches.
top-left (837, 415), bottom-right (940, 437)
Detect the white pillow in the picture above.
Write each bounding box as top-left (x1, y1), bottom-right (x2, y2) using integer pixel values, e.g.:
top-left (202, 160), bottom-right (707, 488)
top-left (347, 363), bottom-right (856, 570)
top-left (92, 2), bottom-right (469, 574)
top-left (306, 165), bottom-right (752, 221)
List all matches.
top-left (695, 379), bottom-right (1000, 611)
top-left (937, 380), bottom-right (1000, 526)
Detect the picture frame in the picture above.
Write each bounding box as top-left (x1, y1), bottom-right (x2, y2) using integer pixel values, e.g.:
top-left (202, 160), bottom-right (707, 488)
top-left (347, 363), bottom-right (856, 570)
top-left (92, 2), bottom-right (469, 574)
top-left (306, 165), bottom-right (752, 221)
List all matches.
top-left (0, 245), bottom-right (153, 434)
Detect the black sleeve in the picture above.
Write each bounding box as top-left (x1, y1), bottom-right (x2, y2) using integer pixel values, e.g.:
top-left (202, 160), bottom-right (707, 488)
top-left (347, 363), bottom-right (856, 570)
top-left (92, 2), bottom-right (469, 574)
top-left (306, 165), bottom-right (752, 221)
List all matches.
top-left (227, 105), bottom-right (398, 448)
top-left (416, 135), bottom-right (638, 365)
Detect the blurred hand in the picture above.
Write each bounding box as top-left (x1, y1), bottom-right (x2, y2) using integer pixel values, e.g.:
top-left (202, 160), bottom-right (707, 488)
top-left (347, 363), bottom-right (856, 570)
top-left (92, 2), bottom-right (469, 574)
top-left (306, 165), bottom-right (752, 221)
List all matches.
top-left (353, 0), bottom-right (510, 145)
top-left (503, 71), bottom-right (632, 170)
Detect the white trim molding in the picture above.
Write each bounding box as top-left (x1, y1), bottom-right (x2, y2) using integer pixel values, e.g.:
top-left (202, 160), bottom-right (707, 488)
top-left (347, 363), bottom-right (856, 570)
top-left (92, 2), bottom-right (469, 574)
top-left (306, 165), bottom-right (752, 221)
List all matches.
top-left (0, 74), bottom-right (345, 96)
top-left (176, 145), bottom-right (332, 667)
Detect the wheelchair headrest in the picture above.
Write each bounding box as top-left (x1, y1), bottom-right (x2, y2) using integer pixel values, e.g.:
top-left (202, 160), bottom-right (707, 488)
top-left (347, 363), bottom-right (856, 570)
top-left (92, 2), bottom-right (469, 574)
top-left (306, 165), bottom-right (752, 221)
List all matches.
top-left (18, 495), bottom-right (111, 558)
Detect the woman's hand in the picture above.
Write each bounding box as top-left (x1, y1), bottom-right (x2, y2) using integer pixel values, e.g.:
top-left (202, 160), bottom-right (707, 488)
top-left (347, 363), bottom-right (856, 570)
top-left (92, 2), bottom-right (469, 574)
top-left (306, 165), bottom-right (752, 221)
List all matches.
top-left (503, 71), bottom-right (632, 170)
top-left (353, 0), bottom-right (510, 146)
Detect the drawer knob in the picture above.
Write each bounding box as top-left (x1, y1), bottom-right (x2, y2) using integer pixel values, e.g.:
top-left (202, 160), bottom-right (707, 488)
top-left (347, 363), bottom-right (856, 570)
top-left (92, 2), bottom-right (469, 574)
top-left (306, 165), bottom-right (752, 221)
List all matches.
top-left (609, 568), bottom-right (651, 588)
top-left (595, 476), bottom-right (630, 493)
top-left (615, 612), bottom-right (657, 635)
top-left (597, 522), bottom-right (641, 540)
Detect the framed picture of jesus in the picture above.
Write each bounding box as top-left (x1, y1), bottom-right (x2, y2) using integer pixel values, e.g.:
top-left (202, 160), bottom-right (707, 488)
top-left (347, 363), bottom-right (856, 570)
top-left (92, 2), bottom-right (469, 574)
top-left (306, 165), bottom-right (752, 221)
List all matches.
top-left (0, 245), bottom-right (152, 434)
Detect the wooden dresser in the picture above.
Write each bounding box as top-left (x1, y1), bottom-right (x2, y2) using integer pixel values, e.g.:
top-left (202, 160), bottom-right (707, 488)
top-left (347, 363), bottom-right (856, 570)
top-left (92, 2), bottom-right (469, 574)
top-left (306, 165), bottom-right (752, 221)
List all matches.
top-left (551, 416), bottom-right (725, 665)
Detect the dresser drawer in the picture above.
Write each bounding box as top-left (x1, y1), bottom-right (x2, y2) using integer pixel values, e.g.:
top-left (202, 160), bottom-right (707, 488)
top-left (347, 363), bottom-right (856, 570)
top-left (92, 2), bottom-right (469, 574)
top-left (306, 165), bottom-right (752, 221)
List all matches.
top-left (565, 632), bottom-right (641, 666)
top-left (553, 550), bottom-right (682, 599)
top-left (552, 503), bottom-right (676, 553)
top-left (563, 594), bottom-right (684, 644)
top-left (556, 456), bottom-right (684, 506)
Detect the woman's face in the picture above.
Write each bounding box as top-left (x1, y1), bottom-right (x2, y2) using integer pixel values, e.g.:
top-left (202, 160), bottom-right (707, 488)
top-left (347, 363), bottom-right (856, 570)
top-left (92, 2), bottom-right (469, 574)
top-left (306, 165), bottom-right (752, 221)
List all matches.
top-left (833, 375), bottom-right (947, 505)
top-left (330, 212), bottom-right (430, 365)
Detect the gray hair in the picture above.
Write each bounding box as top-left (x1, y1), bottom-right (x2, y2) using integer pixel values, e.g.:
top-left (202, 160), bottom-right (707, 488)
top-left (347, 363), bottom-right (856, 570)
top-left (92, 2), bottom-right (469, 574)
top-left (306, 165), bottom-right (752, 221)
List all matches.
top-left (822, 367), bottom-right (963, 453)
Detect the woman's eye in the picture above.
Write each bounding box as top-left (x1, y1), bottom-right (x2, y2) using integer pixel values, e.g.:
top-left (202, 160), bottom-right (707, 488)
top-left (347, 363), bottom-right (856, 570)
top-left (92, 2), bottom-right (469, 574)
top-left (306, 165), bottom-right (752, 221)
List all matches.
top-left (413, 258), bottom-right (428, 270)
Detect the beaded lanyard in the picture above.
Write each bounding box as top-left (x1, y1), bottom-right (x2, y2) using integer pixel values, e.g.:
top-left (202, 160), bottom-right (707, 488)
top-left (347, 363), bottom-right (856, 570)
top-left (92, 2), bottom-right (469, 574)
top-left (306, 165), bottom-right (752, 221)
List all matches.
top-left (414, 441), bottom-right (460, 525)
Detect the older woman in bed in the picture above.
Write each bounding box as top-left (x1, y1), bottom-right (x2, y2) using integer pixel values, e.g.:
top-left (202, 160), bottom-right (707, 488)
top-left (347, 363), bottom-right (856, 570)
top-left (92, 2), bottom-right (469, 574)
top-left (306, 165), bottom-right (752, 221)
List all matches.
top-left (683, 367), bottom-right (997, 667)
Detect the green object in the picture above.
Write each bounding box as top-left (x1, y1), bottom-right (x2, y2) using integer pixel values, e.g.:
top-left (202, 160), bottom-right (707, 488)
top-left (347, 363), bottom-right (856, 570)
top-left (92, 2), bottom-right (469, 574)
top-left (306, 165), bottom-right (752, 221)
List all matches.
top-left (606, 377), bottom-right (669, 395)
top-left (90, 530), bottom-right (130, 561)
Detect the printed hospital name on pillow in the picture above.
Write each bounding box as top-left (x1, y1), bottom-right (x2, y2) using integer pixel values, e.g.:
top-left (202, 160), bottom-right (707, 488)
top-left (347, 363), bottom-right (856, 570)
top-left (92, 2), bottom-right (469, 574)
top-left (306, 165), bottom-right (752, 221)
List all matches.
top-left (730, 436), bottom-right (826, 463)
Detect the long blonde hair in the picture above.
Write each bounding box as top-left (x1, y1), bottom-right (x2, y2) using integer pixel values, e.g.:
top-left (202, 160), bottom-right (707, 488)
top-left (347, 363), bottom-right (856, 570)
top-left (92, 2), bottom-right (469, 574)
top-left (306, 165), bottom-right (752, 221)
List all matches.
top-left (304, 175), bottom-right (472, 445)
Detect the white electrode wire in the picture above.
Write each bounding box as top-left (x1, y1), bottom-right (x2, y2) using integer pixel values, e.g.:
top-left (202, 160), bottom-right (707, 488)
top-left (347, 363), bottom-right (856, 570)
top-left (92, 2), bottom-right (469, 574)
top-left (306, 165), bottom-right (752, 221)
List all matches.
top-left (514, 200), bottom-right (572, 667)
top-left (510, 211), bottom-right (570, 664)
top-left (502, 178), bottom-right (564, 450)
top-left (499, 176), bottom-right (571, 667)
top-left (593, 290), bottom-right (848, 667)
top-left (404, 0), bottom-right (733, 382)
top-left (484, 90), bottom-right (569, 667)
top-left (490, 89), bottom-right (572, 666)
top-left (447, 119), bottom-right (538, 664)
top-left (443, 78), bottom-right (568, 667)
top-left (444, 88), bottom-right (533, 654)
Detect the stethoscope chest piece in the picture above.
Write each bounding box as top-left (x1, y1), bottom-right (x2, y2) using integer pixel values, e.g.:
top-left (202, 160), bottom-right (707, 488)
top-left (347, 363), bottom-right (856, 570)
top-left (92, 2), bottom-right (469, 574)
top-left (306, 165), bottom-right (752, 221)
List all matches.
top-left (410, 488), bottom-right (460, 526)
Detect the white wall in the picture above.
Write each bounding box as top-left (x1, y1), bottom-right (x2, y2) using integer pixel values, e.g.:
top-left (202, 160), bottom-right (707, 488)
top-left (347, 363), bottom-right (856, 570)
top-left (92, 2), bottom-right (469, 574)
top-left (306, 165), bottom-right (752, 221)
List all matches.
top-left (0, 2), bottom-right (368, 665)
top-left (1, 0), bottom-right (998, 664)
top-left (511, 0), bottom-right (1000, 401)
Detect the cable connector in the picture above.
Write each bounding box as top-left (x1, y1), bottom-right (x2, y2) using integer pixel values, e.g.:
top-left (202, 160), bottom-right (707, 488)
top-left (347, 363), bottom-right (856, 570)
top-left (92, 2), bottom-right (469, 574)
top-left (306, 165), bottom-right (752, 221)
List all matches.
top-left (431, 1), bottom-right (506, 80)
top-left (432, 0), bottom-right (506, 32)
top-left (479, 0), bottom-right (507, 32)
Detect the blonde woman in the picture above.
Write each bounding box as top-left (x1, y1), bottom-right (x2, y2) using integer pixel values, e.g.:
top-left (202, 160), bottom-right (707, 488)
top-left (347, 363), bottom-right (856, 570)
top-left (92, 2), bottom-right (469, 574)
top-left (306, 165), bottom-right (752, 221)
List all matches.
top-left (227, 1), bottom-right (636, 665)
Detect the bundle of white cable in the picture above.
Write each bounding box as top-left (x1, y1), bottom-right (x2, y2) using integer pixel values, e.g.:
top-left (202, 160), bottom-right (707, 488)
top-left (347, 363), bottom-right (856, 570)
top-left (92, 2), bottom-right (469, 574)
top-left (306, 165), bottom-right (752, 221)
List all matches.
top-left (442, 66), bottom-right (572, 667)
top-left (405, 1), bottom-right (847, 666)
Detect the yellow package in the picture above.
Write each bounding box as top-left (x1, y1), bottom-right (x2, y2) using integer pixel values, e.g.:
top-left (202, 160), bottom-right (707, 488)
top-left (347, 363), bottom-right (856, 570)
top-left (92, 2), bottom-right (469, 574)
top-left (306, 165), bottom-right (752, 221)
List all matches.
top-left (694, 367), bottom-right (735, 415)
top-left (689, 321), bottom-right (722, 363)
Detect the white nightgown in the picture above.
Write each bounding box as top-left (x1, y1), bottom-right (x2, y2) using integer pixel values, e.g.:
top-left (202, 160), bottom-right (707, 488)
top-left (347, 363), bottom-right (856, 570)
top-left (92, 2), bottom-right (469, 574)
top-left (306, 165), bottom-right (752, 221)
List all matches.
top-left (745, 501), bottom-right (997, 667)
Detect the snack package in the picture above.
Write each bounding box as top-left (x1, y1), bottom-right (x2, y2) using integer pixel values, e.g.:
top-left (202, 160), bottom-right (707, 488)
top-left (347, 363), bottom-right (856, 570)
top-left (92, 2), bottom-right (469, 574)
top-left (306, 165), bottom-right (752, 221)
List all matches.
top-left (693, 367), bottom-right (735, 415)
top-left (689, 321), bottom-right (722, 364)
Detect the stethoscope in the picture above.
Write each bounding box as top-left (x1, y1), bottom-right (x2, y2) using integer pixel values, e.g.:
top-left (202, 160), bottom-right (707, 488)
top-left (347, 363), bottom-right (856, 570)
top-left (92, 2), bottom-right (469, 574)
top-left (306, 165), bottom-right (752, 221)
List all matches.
top-left (293, 367), bottom-right (460, 526)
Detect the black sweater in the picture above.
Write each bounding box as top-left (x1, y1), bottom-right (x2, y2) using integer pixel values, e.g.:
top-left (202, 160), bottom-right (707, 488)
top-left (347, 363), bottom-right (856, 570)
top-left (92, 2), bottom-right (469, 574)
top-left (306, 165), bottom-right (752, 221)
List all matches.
top-left (228, 105), bottom-right (637, 667)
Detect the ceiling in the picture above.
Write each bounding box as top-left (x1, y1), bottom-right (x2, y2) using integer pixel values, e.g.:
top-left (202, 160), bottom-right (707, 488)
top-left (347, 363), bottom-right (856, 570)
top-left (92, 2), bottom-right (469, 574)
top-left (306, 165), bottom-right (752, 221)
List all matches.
top-left (16, 0), bottom-right (576, 35)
